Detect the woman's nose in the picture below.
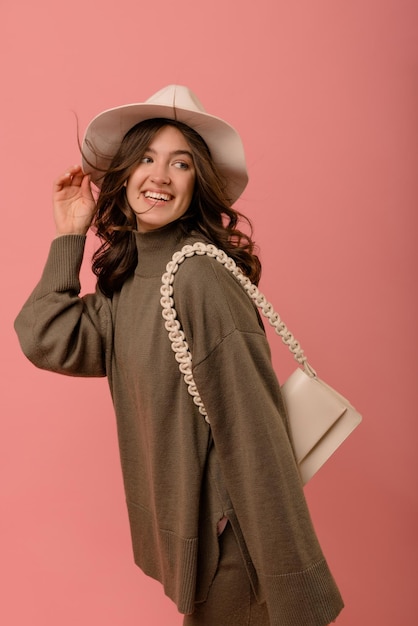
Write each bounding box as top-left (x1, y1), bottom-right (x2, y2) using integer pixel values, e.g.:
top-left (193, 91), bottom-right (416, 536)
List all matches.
top-left (150, 164), bottom-right (170, 184)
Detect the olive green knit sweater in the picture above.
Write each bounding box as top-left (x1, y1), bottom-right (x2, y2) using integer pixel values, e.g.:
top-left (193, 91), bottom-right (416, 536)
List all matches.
top-left (15, 221), bottom-right (343, 625)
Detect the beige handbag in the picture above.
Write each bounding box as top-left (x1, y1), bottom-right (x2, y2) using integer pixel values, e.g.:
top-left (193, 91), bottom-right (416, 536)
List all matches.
top-left (160, 242), bottom-right (362, 484)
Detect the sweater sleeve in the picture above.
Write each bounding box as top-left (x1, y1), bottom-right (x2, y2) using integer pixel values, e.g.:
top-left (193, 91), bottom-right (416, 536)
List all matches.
top-left (14, 235), bottom-right (109, 377)
top-left (175, 255), bottom-right (343, 626)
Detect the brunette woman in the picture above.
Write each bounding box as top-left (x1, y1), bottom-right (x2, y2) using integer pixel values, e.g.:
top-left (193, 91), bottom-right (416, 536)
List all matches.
top-left (15, 85), bottom-right (343, 626)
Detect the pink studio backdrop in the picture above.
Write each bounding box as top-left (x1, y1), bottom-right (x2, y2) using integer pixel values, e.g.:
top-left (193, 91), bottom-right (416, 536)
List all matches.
top-left (1, 1), bottom-right (417, 625)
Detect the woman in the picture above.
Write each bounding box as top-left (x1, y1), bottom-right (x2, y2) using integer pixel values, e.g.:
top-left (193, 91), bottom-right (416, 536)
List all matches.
top-left (15, 85), bottom-right (344, 625)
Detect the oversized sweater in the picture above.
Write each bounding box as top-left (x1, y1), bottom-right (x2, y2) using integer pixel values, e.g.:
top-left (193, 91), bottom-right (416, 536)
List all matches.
top-left (15, 221), bottom-right (344, 625)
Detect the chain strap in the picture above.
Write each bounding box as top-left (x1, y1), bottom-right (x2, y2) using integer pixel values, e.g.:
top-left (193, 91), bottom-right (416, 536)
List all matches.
top-left (160, 242), bottom-right (316, 424)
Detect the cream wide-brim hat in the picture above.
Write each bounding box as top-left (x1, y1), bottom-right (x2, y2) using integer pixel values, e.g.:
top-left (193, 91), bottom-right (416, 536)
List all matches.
top-left (81, 84), bottom-right (248, 204)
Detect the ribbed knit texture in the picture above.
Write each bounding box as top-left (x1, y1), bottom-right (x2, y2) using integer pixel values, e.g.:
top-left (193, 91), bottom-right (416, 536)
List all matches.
top-left (15, 222), bottom-right (344, 624)
top-left (39, 234), bottom-right (86, 295)
top-left (260, 560), bottom-right (344, 625)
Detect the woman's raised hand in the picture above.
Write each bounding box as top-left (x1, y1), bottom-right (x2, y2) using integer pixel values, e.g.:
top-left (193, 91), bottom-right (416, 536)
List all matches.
top-left (53, 165), bottom-right (97, 236)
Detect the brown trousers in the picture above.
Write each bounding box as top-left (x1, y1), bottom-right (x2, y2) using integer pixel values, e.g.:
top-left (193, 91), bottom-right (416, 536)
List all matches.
top-left (183, 523), bottom-right (270, 626)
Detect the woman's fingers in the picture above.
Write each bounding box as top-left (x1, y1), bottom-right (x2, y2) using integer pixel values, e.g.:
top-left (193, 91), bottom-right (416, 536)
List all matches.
top-left (80, 172), bottom-right (93, 197)
top-left (71, 166), bottom-right (85, 188)
top-left (54, 171), bottom-right (72, 192)
top-left (54, 165), bottom-right (84, 191)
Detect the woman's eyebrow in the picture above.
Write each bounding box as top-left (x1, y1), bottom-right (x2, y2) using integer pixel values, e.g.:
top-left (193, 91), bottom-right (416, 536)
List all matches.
top-left (171, 150), bottom-right (193, 159)
top-left (146, 147), bottom-right (193, 159)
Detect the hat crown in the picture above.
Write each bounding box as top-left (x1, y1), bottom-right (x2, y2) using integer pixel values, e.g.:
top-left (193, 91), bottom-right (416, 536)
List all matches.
top-left (146, 84), bottom-right (207, 115)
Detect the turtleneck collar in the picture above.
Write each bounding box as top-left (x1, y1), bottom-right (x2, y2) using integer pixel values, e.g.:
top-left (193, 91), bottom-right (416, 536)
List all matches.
top-left (134, 220), bottom-right (189, 277)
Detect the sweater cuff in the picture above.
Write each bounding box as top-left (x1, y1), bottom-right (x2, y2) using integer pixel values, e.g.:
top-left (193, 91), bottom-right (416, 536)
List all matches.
top-left (36, 235), bottom-right (87, 296)
top-left (262, 559), bottom-right (344, 626)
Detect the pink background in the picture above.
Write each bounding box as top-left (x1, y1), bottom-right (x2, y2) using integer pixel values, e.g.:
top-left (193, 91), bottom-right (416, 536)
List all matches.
top-left (2, 1), bottom-right (417, 624)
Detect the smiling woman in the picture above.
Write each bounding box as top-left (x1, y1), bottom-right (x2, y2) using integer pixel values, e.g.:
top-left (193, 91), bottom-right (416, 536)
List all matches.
top-left (14, 85), bottom-right (344, 626)
top-left (124, 126), bottom-right (196, 232)
top-left (85, 112), bottom-right (260, 298)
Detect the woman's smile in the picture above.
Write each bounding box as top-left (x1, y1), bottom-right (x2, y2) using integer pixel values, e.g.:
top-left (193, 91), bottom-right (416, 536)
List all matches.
top-left (143, 191), bottom-right (173, 203)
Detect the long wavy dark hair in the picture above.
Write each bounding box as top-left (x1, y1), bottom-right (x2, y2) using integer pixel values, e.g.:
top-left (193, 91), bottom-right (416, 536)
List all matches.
top-left (89, 118), bottom-right (261, 297)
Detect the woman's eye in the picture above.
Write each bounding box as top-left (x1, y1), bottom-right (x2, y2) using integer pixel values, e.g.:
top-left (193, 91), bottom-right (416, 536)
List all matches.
top-left (173, 161), bottom-right (189, 170)
top-left (141, 156), bottom-right (153, 164)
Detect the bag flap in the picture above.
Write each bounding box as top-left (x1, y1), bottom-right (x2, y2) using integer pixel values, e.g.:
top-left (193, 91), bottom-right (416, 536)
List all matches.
top-left (281, 369), bottom-right (348, 463)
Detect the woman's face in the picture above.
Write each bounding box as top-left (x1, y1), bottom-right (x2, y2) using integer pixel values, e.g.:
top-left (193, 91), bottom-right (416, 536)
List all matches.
top-left (126, 125), bottom-right (196, 232)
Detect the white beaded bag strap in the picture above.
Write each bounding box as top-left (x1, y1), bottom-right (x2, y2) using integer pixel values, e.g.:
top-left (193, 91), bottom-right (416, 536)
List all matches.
top-left (160, 242), bottom-right (317, 425)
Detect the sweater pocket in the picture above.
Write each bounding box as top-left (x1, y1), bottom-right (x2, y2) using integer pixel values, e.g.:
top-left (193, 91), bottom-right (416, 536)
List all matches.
top-left (126, 499), bottom-right (198, 615)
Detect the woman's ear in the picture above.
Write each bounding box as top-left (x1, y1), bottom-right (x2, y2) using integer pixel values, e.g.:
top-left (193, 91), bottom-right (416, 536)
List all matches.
top-left (123, 180), bottom-right (127, 187)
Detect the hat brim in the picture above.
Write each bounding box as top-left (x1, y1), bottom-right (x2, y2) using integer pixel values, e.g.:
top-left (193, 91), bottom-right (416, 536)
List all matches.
top-left (81, 102), bottom-right (248, 204)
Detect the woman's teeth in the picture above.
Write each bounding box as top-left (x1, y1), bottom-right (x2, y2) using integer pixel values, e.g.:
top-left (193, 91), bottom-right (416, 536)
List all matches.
top-left (144, 191), bottom-right (171, 201)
